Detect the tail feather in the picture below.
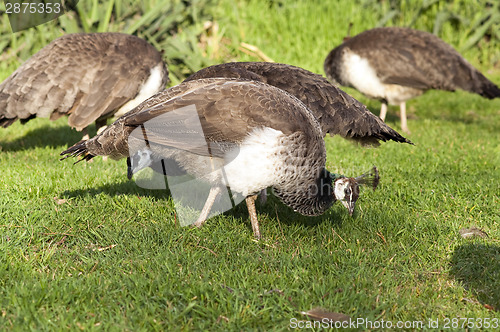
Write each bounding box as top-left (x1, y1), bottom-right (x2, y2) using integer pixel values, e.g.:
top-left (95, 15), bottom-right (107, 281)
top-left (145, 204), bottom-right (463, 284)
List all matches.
top-left (0, 116), bottom-right (17, 128)
top-left (355, 166), bottom-right (380, 191)
top-left (60, 140), bottom-right (95, 163)
top-left (479, 79), bottom-right (500, 99)
top-left (466, 68), bottom-right (500, 99)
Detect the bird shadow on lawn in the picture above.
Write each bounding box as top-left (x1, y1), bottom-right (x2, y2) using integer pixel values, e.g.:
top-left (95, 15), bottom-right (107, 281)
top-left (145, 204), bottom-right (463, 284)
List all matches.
top-left (0, 123), bottom-right (84, 152)
top-left (60, 180), bottom-right (350, 233)
top-left (259, 194), bottom-right (347, 226)
top-left (60, 179), bottom-right (173, 201)
top-left (449, 243), bottom-right (500, 311)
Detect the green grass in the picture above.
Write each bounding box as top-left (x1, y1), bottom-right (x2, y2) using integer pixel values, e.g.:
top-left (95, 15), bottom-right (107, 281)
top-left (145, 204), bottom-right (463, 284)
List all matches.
top-left (1, 0), bottom-right (500, 330)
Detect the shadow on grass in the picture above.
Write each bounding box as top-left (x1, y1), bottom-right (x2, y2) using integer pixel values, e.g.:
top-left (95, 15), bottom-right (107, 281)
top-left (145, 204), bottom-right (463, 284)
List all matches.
top-left (0, 123), bottom-right (84, 152)
top-left (60, 180), bottom-right (172, 201)
top-left (0, 117), bottom-right (111, 152)
top-left (60, 180), bottom-right (348, 232)
top-left (449, 243), bottom-right (500, 311)
top-left (252, 193), bottom-right (347, 229)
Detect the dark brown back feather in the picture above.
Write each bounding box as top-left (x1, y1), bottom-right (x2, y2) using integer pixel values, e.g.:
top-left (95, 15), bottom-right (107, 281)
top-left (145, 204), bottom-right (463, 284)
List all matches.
top-left (185, 62), bottom-right (411, 145)
top-left (61, 78), bottom-right (323, 161)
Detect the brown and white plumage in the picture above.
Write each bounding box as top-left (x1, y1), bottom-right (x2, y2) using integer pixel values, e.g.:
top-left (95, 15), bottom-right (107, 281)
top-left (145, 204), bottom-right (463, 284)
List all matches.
top-left (324, 27), bottom-right (500, 133)
top-left (0, 33), bottom-right (169, 136)
top-left (185, 62), bottom-right (411, 146)
top-left (61, 78), bottom-right (379, 238)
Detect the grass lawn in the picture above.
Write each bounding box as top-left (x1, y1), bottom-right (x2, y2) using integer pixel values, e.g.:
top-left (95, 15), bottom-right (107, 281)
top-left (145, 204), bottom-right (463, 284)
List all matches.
top-left (1, 0), bottom-right (500, 330)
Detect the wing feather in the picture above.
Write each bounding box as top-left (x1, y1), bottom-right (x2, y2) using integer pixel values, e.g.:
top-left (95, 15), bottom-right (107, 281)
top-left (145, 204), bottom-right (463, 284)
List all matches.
top-left (66, 78), bottom-right (322, 161)
top-left (185, 62), bottom-right (411, 145)
top-left (0, 33), bottom-right (167, 130)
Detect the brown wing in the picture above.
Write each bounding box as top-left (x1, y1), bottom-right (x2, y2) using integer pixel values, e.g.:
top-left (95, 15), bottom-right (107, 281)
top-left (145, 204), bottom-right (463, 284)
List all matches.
top-left (0, 33), bottom-right (167, 130)
top-left (125, 79), bottom-right (320, 154)
top-left (339, 27), bottom-right (500, 98)
top-left (61, 78), bottom-right (323, 161)
top-left (185, 62), bottom-right (411, 145)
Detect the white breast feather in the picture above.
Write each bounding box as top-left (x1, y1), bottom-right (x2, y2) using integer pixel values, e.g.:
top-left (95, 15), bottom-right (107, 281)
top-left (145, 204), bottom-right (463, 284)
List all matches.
top-left (222, 127), bottom-right (285, 197)
top-left (342, 50), bottom-right (423, 104)
top-left (114, 63), bottom-right (165, 118)
top-left (342, 51), bottom-right (387, 100)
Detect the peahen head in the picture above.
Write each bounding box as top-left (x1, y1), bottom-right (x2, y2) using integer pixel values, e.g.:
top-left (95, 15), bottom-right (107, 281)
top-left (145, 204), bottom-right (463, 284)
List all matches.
top-left (331, 166), bottom-right (379, 216)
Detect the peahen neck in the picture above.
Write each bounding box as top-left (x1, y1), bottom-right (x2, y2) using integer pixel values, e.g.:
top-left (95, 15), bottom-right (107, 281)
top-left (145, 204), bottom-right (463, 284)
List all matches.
top-left (273, 168), bottom-right (340, 216)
